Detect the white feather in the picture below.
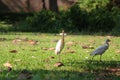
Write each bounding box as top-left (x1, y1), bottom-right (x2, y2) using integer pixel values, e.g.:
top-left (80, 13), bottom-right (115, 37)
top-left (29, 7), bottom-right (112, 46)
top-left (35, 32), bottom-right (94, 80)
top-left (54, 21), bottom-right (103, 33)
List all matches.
top-left (55, 39), bottom-right (62, 54)
top-left (59, 33), bottom-right (67, 36)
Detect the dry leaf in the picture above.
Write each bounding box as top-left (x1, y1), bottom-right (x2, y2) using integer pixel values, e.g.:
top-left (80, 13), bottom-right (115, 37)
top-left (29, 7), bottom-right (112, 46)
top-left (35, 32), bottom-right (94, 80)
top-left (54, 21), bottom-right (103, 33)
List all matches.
top-left (41, 47), bottom-right (55, 50)
top-left (28, 40), bottom-right (38, 45)
top-left (54, 62), bottom-right (64, 67)
top-left (67, 50), bottom-right (76, 53)
top-left (106, 68), bottom-right (120, 72)
top-left (41, 47), bottom-right (48, 50)
top-left (12, 39), bottom-right (22, 44)
top-left (7, 67), bottom-right (12, 72)
top-left (48, 48), bottom-right (55, 50)
top-left (66, 41), bottom-right (74, 46)
top-left (43, 58), bottom-right (50, 62)
top-left (0, 38), bottom-right (7, 41)
top-left (10, 50), bottom-right (17, 53)
top-left (82, 45), bottom-right (94, 49)
top-left (82, 45), bottom-right (89, 49)
top-left (96, 77), bottom-right (105, 80)
top-left (89, 46), bottom-right (94, 49)
top-left (67, 47), bottom-right (70, 50)
top-left (89, 39), bottom-right (95, 43)
top-left (3, 62), bottom-right (12, 68)
top-left (98, 73), bottom-right (106, 77)
top-left (17, 70), bottom-right (32, 80)
top-left (50, 56), bottom-right (55, 59)
top-left (115, 72), bottom-right (120, 76)
top-left (116, 50), bottom-right (120, 53)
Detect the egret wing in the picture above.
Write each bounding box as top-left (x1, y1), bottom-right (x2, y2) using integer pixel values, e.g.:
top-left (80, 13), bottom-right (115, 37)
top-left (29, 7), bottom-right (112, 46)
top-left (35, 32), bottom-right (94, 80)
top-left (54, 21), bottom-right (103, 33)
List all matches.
top-left (91, 44), bottom-right (108, 56)
top-left (55, 39), bottom-right (62, 54)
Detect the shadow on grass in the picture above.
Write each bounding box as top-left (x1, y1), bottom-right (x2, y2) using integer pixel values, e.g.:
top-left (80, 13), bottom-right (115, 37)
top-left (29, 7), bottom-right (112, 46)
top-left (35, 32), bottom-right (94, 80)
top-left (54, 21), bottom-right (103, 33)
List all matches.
top-left (1, 69), bottom-right (120, 80)
top-left (1, 60), bottom-right (120, 80)
top-left (65, 60), bottom-right (120, 79)
top-left (87, 60), bottom-right (120, 66)
top-left (67, 60), bottom-right (120, 70)
top-left (0, 69), bottom-right (95, 80)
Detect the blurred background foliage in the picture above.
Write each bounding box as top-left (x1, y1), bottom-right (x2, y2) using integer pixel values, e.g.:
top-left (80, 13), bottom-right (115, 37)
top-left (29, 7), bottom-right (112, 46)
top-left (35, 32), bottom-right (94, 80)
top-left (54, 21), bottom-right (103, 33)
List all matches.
top-left (0, 0), bottom-right (120, 35)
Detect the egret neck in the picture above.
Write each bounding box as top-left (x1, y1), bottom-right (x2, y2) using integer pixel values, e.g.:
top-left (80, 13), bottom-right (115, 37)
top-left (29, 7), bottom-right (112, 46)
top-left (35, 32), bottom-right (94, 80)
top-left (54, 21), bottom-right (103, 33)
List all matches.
top-left (61, 30), bottom-right (64, 46)
top-left (105, 39), bottom-right (110, 46)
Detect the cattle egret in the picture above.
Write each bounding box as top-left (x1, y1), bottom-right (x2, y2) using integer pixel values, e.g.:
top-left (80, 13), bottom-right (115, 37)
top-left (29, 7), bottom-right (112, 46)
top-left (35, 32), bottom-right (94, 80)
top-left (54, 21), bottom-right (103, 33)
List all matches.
top-left (90, 39), bottom-right (111, 61)
top-left (55, 30), bottom-right (65, 62)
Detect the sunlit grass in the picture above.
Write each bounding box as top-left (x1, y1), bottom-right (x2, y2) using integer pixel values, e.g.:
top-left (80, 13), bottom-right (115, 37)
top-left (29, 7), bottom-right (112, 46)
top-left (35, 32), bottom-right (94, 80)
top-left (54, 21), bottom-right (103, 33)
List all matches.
top-left (0, 33), bottom-right (120, 80)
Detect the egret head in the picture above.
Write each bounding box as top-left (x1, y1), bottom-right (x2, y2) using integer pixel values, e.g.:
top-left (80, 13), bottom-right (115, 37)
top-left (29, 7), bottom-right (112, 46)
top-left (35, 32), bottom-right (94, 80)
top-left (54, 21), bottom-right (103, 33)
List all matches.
top-left (59, 30), bottom-right (66, 35)
top-left (62, 30), bottom-right (64, 33)
top-left (105, 39), bottom-right (111, 43)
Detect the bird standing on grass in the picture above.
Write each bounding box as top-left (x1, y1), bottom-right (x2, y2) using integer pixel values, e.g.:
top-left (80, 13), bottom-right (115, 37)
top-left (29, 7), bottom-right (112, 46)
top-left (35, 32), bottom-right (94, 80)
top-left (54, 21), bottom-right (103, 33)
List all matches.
top-left (90, 39), bottom-right (111, 61)
top-left (55, 30), bottom-right (65, 62)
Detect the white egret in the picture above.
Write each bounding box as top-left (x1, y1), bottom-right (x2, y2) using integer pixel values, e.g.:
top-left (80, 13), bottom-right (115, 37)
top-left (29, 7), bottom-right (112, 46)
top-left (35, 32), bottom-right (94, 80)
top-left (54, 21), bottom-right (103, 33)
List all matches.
top-left (55, 30), bottom-right (65, 62)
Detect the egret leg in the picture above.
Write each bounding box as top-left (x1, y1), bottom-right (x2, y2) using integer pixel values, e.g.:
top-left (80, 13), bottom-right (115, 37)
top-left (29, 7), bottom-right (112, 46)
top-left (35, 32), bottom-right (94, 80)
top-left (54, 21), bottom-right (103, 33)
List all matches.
top-left (92, 55), bottom-right (95, 61)
top-left (100, 55), bottom-right (102, 61)
top-left (58, 54), bottom-right (60, 62)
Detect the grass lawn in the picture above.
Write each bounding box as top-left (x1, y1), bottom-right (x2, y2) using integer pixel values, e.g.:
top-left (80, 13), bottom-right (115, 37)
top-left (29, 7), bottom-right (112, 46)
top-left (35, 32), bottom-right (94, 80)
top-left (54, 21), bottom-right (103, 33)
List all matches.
top-left (0, 32), bottom-right (120, 80)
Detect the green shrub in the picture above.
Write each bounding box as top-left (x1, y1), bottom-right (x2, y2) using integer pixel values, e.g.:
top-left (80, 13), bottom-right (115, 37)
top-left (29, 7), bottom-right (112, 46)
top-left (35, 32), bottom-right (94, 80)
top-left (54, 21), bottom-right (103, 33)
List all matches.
top-left (0, 21), bottom-right (11, 32)
top-left (24, 6), bottom-right (88, 33)
top-left (55, 11), bottom-right (76, 33)
top-left (12, 1), bottom-right (119, 35)
top-left (26, 10), bottom-right (57, 32)
top-left (79, 0), bottom-right (109, 11)
top-left (54, 4), bottom-right (88, 33)
top-left (13, 20), bottom-right (31, 32)
top-left (111, 7), bottom-right (120, 36)
top-left (67, 4), bottom-right (88, 32)
top-left (0, 12), bottom-right (33, 23)
top-left (88, 7), bottom-right (115, 32)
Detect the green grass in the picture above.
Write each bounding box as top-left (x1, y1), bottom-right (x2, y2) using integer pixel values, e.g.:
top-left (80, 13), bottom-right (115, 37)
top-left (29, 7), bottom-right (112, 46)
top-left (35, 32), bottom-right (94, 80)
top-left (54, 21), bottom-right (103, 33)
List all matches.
top-left (0, 32), bottom-right (120, 80)
top-left (0, 21), bottom-right (13, 32)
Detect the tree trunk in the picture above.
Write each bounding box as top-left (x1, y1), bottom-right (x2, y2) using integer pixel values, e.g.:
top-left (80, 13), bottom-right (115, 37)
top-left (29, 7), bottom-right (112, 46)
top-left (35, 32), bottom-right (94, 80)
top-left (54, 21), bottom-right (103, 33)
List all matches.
top-left (49, 0), bottom-right (59, 13)
top-left (42, 0), bottom-right (46, 10)
top-left (26, 0), bottom-right (31, 12)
